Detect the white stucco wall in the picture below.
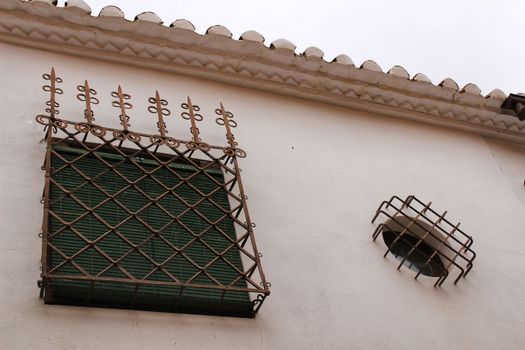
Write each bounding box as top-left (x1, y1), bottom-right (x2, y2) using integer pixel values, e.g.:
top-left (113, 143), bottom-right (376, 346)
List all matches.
top-left (1, 42), bottom-right (525, 350)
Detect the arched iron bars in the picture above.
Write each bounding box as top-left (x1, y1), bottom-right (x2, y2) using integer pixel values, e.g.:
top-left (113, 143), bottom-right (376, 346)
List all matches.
top-left (35, 67), bottom-right (270, 316)
top-left (371, 195), bottom-right (476, 287)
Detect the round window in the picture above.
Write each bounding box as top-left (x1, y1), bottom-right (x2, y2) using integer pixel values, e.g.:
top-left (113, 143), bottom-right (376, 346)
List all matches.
top-left (381, 216), bottom-right (447, 277)
top-left (382, 230), bottom-right (445, 277)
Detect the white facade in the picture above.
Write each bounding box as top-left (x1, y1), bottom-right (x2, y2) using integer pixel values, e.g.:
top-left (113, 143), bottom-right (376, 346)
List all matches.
top-left (1, 1), bottom-right (525, 349)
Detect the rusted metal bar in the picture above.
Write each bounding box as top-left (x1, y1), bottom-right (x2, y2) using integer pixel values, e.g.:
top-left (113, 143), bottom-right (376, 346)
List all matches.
top-left (231, 155), bottom-right (269, 292)
top-left (43, 273), bottom-right (265, 293)
top-left (39, 67), bottom-right (64, 298)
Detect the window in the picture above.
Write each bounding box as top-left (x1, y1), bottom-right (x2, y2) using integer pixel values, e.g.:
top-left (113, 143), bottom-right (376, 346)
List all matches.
top-left (380, 216), bottom-right (446, 277)
top-left (371, 195), bottom-right (476, 287)
top-left (37, 69), bottom-right (269, 317)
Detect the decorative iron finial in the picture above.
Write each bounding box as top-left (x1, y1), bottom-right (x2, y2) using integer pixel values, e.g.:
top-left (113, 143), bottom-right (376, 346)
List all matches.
top-left (36, 67), bottom-right (67, 130)
top-left (215, 102), bottom-right (246, 158)
top-left (148, 90), bottom-right (171, 138)
top-left (111, 86), bottom-right (141, 142)
top-left (181, 97), bottom-right (210, 151)
top-left (76, 80), bottom-right (99, 125)
top-left (181, 96), bottom-right (202, 143)
top-left (75, 80), bottom-right (105, 137)
top-left (111, 85), bottom-right (132, 131)
top-left (42, 67), bottom-right (63, 118)
top-left (147, 91), bottom-right (178, 148)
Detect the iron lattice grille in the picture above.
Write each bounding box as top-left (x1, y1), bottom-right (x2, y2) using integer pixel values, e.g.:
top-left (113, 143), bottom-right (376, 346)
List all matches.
top-left (36, 68), bottom-right (270, 317)
top-left (371, 195), bottom-right (476, 287)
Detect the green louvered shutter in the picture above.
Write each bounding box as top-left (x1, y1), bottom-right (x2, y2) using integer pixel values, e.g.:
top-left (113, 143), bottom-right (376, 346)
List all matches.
top-left (46, 146), bottom-right (252, 317)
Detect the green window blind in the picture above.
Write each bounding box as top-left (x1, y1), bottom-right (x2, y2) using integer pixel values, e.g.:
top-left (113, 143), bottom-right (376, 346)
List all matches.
top-left (46, 145), bottom-right (252, 317)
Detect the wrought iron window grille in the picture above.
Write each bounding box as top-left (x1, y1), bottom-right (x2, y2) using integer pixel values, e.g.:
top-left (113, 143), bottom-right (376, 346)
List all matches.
top-left (371, 195), bottom-right (476, 287)
top-left (36, 68), bottom-right (270, 317)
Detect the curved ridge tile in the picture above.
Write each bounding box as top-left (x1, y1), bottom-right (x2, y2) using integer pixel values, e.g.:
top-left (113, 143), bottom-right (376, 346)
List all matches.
top-left (460, 83), bottom-right (481, 95)
top-left (439, 78), bottom-right (459, 90)
top-left (206, 25), bottom-right (232, 37)
top-left (31, 0), bottom-right (58, 5)
top-left (302, 46), bottom-right (324, 59)
top-left (413, 73), bottom-right (432, 83)
top-left (65, 0), bottom-right (91, 14)
top-left (360, 60), bottom-right (382, 72)
top-left (485, 88), bottom-right (506, 99)
top-left (332, 54), bottom-right (354, 66)
top-left (99, 5), bottom-right (125, 18)
top-left (387, 65), bottom-right (409, 78)
top-left (170, 19), bottom-right (195, 31)
top-left (6, 2), bottom-right (521, 143)
top-left (239, 30), bottom-right (265, 43)
top-left (135, 11), bottom-right (163, 24)
top-left (270, 38), bottom-right (296, 52)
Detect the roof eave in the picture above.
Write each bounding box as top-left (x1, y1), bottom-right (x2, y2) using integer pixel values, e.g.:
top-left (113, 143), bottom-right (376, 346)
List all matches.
top-left (1, 0), bottom-right (523, 144)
